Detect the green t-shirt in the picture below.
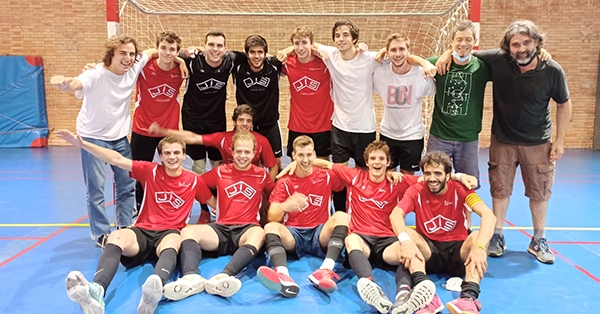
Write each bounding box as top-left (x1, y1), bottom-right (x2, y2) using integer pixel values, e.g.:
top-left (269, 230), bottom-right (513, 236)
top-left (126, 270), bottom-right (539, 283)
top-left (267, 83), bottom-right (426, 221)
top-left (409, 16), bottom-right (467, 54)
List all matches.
top-left (427, 56), bottom-right (491, 142)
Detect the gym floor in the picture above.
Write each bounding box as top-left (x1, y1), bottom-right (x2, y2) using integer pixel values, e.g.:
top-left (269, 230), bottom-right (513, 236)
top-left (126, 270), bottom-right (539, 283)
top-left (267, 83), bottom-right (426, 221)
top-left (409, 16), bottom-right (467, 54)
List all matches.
top-left (1, 147), bottom-right (599, 313)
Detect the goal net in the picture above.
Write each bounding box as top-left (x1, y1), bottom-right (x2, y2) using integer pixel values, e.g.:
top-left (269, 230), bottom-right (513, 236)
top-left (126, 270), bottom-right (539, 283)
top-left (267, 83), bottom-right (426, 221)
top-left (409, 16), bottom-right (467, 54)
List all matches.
top-left (116, 0), bottom-right (471, 147)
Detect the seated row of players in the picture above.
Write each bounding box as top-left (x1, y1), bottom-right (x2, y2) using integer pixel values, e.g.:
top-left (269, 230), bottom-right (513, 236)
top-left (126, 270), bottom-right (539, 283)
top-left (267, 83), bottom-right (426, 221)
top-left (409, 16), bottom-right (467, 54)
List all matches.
top-left (59, 128), bottom-right (493, 314)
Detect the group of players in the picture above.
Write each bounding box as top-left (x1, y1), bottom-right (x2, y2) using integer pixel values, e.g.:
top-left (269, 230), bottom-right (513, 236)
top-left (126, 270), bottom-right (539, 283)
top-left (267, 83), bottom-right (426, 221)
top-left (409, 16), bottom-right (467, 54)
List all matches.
top-left (51, 15), bottom-right (571, 314)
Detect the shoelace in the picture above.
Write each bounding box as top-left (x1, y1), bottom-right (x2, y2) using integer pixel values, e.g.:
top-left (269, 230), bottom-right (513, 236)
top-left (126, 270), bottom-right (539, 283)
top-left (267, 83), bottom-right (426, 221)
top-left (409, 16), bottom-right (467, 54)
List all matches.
top-left (538, 238), bottom-right (551, 253)
top-left (325, 269), bottom-right (341, 280)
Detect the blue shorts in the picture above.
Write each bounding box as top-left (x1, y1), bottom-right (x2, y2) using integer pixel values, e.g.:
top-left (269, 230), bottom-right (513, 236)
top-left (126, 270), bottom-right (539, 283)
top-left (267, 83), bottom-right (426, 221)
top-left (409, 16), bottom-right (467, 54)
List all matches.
top-left (287, 225), bottom-right (326, 258)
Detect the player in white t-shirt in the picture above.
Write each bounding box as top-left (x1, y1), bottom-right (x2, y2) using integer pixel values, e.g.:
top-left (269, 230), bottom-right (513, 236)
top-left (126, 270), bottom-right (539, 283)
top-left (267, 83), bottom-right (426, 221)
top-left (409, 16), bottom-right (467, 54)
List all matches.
top-left (373, 34), bottom-right (436, 175)
top-left (51, 35), bottom-right (188, 248)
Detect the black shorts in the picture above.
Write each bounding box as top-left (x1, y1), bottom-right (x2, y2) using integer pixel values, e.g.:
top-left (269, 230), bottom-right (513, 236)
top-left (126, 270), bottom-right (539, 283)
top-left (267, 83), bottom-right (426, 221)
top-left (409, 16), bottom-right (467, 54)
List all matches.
top-left (181, 120), bottom-right (226, 161)
top-left (120, 227), bottom-right (180, 268)
top-left (379, 135), bottom-right (424, 172)
top-left (331, 126), bottom-right (376, 167)
top-left (130, 132), bottom-right (161, 162)
top-left (424, 238), bottom-right (465, 277)
top-left (254, 122), bottom-right (283, 158)
top-left (207, 223), bottom-right (257, 256)
top-left (287, 130), bottom-right (331, 158)
top-left (355, 233), bottom-right (398, 270)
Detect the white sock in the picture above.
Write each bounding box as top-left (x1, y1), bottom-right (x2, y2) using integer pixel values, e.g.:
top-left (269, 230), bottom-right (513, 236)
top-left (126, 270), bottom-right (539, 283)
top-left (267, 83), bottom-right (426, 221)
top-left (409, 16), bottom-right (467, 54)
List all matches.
top-left (319, 258), bottom-right (335, 270)
top-left (276, 266), bottom-right (289, 276)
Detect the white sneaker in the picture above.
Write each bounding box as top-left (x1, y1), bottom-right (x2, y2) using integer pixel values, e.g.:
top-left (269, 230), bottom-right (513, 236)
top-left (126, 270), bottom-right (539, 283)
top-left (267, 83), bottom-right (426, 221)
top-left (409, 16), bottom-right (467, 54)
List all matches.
top-left (163, 274), bottom-right (206, 301)
top-left (204, 273), bottom-right (242, 297)
top-left (65, 270), bottom-right (105, 314)
top-left (137, 274), bottom-right (163, 314)
top-left (357, 277), bottom-right (392, 314)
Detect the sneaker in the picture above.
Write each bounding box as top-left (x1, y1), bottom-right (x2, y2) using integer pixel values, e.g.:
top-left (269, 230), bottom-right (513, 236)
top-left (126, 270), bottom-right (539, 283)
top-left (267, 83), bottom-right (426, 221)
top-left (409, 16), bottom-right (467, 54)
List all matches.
top-left (390, 290), bottom-right (410, 314)
top-left (163, 274), bottom-right (206, 301)
top-left (528, 237), bottom-right (555, 264)
top-left (256, 266), bottom-right (300, 297)
top-left (308, 268), bottom-right (341, 293)
top-left (447, 297), bottom-right (482, 314)
top-left (96, 234), bottom-right (109, 249)
top-left (204, 273), bottom-right (242, 297)
top-left (415, 294), bottom-right (444, 314)
top-left (65, 270), bottom-right (105, 314)
top-left (196, 210), bottom-right (211, 224)
top-left (356, 277), bottom-right (393, 314)
top-left (137, 274), bottom-right (162, 314)
top-left (487, 233), bottom-right (506, 257)
top-left (402, 279), bottom-right (436, 313)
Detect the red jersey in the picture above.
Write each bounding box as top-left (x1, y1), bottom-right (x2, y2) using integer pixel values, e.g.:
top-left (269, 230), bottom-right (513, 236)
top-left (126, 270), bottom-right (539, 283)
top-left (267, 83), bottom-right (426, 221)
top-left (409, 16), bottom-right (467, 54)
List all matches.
top-left (202, 163), bottom-right (275, 225)
top-left (269, 167), bottom-right (345, 228)
top-left (133, 59), bottom-right (183, 137)
top-left (202, 130), bottom-right (276, 168)
top-left (283, 55), bottom-right (334, 133)
top-left (332, 165), bottom-right (417, 237)
top-left (130, 161), bottom-right (212, 231)
top-left (399, 180), bottom-right (472, 242)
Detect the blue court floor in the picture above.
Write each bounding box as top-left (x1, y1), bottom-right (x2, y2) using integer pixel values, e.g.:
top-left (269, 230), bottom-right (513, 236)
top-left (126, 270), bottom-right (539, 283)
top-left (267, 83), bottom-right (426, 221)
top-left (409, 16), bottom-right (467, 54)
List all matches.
top-left (0, 147), bottom-right (599, 313)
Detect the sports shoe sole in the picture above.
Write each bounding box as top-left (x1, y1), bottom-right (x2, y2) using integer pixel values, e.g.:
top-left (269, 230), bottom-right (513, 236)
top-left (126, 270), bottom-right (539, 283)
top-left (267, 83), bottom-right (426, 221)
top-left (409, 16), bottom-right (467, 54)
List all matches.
top-left (66, 271), bottom-right (104, 314)
top-left (357, 278), bottom-right (393, 314)
top-left (137, 275), bottom-right (162, 314)
top-left (163, 276), bottom-right (206, 301)
top-left (405, 280), bottom-right (436, 312)
top-left (308, 273), bottom-right (337, 293)
top-left (205, 276), bottom-right (242, 297)
top-left (446, 301), bottom-right (478, 314)
top-left (527, 247), bottom-right (555, 264)
top-left (256, 267), bottom-right (282, 291)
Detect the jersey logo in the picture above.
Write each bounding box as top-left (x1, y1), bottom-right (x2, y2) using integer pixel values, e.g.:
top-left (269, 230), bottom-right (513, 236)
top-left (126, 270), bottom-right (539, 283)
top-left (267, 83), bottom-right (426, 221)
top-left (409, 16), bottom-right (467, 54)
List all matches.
top-left (423, 214), bottom-right (457, 233)
top-left (358, 195), bottom-right (388, 209)
top-left (243, 77), bottom-right (270, 88)
top-left (224, 181), bottom-right (257, 199)
top-left (386, 85), bottom-right (413, 106)
top-left (155, 191), bottom-right (185, 209)
top-left (307, 194), bottom-right (323, 207)
top-left (196, 78), bottom-right (226, 91)
top-left (148, 84), bottom-right (177, 98)
top-left (292, 76), bottom-right (320, 92)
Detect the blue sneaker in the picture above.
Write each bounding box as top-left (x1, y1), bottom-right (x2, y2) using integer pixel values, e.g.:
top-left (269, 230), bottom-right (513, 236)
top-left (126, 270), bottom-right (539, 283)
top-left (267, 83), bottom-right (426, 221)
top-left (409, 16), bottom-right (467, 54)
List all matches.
top-left (487, 233), bottom-right (506, 257)
top-left (66, 271), bottom-right (105, 314)
top-left (528, 237), bottom-right (555, 264)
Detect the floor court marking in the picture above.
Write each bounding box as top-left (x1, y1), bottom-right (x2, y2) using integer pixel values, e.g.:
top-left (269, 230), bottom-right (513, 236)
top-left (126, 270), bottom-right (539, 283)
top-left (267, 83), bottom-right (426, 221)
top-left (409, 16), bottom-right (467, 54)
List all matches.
top-left (504, 220), bottom-right (600, 284)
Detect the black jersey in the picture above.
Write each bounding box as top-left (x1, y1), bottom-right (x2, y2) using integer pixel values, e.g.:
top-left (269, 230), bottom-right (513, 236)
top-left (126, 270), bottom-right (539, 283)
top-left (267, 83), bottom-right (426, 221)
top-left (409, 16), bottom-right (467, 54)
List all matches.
top-left (231, 53), bottom-right (282, 127)
top-left (181, 52), bottom-right (235, 124)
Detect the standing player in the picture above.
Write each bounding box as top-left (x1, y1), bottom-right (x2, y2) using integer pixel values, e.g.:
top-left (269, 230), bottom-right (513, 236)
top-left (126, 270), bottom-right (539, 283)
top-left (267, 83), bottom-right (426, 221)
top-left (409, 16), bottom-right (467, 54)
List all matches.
top-left (391, 151), bottom-right (496, 314)
top-left (232, 35), bottom-right (284, 168)
top-left (149, 105), bottom-right (278, 181)
top-left (373, 33), bottom-right (436, 175)
top-left (131, 31), bottom-right (187, 213)
top-left (162, 132), bottom-right (275, 300)
top-left (57, 130), bottom-right (214, 314)
top-left (255, 136), bottom-right (348, 298)
top-left (282, 26), bottom-right (334, 160)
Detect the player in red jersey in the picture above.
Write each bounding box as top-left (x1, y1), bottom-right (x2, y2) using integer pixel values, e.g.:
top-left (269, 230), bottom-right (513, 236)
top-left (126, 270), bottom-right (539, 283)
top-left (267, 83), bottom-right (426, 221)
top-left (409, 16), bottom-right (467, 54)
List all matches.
top-left (390, 151), bottom-right (495, 314)
top-left (254, 136), bottom-right (348, 298)
top-left (57, 130), bottom-right (214, 314)
top-left (163, 132), bottom-right (275, 300)
top-left (149, 104), bottom-right (278, 182)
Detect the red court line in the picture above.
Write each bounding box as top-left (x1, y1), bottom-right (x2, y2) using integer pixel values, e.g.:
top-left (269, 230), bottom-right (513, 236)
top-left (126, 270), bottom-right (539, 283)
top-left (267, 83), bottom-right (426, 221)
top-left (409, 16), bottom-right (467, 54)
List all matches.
top-left (0, 237), bottom-right (45, 241)
top-left (548, 241), bottom-right (600, 245)
top-left (504, 220), bottom-right (600, 284)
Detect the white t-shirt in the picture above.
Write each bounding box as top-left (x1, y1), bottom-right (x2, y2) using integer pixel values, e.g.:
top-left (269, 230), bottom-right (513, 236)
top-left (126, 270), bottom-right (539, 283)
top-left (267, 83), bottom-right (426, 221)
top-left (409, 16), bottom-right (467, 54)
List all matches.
top-left (318, 44), bottom-right (380, 133)
top-left (373, 64), bottom-right (436, 141)
top-left (75, 54), bottom-right (149, 141)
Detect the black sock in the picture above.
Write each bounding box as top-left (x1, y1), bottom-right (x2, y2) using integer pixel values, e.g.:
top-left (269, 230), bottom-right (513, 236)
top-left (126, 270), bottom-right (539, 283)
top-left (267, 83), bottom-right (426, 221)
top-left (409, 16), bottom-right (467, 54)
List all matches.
top-left (348, 249), bottom-right (373, 279)
top-left (265, 233), bottom-right (287, 268)
top-left (179, 239), bottom-right (202, 276)
top-left (223, 244), bottom-right (258, 276)
top-left (93, 243), bottom-right (122, 293)
top-left (460, 281), bottom-right (481, 300)
top-left (332, 188), bottom-right (347, 212)
top-left (325, 225), bottom-right (348, 261)
top-left (410, 271), bottom-right (429, 287)
top-left (154, 248), bottom-right (177, 285)
top-left (395, 265), bottom-right (412, 296)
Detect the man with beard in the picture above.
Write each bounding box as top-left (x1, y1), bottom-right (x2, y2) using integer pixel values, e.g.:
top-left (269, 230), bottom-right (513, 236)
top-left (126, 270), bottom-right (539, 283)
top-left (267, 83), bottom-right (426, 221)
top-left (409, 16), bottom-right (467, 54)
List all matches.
top-left (439, 20), bottom-right (572, 264)
top-left (162, 132), bottom-right (275, 300)
top-left (373, 34), bottom-right (436, 175)
top-left (390, 151), bottom-right (496, 314)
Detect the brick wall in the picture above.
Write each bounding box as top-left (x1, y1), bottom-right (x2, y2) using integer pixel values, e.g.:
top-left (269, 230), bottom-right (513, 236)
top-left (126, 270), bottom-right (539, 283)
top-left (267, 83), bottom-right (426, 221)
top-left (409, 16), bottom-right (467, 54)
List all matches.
top-left (1, 0), bottom-right (598, 148)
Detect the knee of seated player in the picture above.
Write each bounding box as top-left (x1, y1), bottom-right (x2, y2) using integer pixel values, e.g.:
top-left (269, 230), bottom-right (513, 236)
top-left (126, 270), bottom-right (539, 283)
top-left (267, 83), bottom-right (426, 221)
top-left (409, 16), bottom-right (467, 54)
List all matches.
top-left (106, 228), bottom-right (137, 250)
top-left (344, 233), bottom-right (365, 252)
top-left (180, 225), bottom-right (210, 242)
top-left (460, 230), bottom-right (480, 261)
top-left (405, 229), bottom-right (431, 260)
top-left (156, 233), bottom-right (182, 255)
top-left (240, 226), bottom-right (265, 249)
top-left (263, 221), bottom-right (283, 235)
top-left (330, 211), bottom-right (349, 226)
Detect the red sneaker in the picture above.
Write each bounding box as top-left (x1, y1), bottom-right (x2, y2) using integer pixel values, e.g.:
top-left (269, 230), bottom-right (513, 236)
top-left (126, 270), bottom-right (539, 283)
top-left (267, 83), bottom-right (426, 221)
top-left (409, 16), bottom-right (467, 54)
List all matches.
top-left (447, 297), bottom-right (482, 314)
top-left (308, 268), bottom-right (340, 293)
top-left (256, 266), bottom-right (299, 298)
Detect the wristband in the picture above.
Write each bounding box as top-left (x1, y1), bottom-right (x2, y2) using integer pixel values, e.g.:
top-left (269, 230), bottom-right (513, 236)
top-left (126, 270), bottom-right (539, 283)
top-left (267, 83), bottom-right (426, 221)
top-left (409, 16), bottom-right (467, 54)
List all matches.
top-left (398, 232), bottom-right (411, 243)
top-left (475, 243), bottom-right (487, 251)
top-left (455, 172), bottom-right (463, 181)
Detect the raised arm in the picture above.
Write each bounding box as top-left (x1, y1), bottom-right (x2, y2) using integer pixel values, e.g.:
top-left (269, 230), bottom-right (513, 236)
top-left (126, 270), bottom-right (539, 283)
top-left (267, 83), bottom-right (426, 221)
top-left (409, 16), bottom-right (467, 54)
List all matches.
top-left (55, 130), bottom-right (132, 171)
top-left (148, 122), bottom-right (204, 145)
top-left (407, 54), bottom-right (437, 79)
top-left (50, 76), bottom-right (83, 93)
